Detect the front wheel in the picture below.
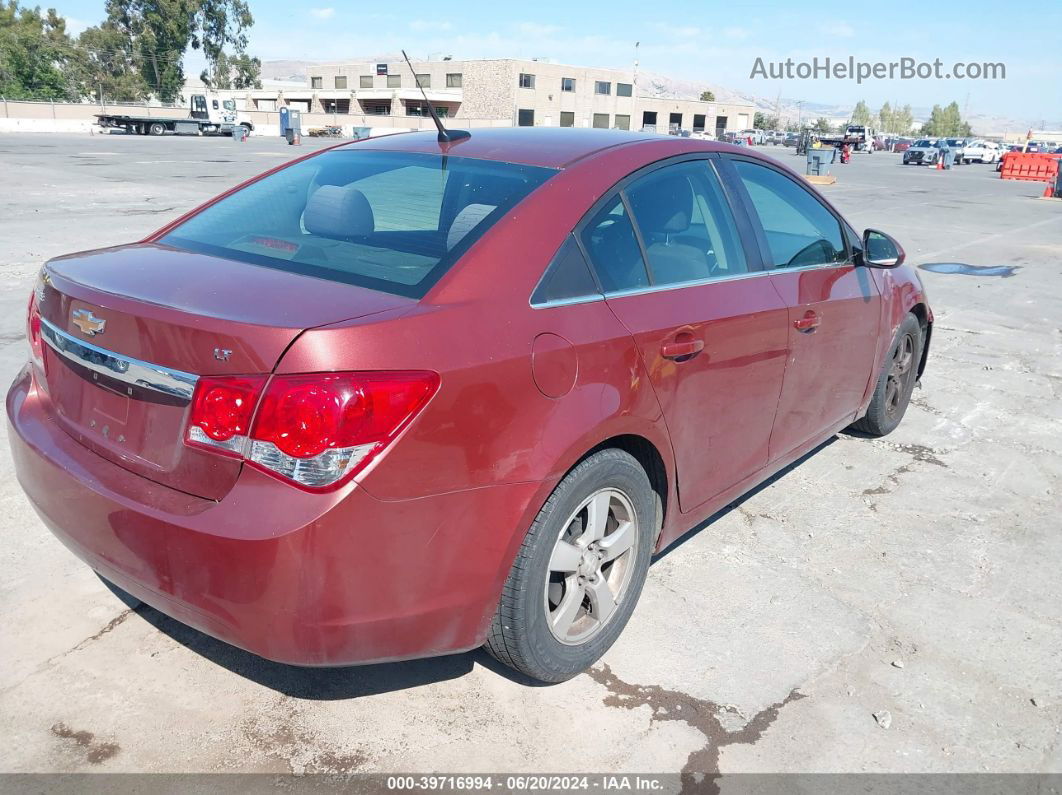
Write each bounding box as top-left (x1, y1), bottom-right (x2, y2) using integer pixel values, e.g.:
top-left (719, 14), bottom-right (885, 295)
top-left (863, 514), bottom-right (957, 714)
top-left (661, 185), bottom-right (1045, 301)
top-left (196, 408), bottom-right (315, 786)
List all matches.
top-left (485, 449), bottom-right (655, 683)
top-left (850, 313), bottom-right (923, 437)
top-left (148, 122), bottom-right (166, 136)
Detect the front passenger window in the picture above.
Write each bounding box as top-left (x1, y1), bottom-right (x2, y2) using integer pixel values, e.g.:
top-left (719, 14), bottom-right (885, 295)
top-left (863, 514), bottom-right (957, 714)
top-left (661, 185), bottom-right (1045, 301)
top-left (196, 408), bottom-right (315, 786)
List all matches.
top-left (733, 160), bottom-right (847, 269)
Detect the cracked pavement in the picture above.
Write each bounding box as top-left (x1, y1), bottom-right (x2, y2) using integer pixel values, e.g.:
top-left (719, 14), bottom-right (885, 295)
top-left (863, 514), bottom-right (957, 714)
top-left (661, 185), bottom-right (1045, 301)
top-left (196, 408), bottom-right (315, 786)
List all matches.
top-left (0, 134), bottom-right (1059, 781)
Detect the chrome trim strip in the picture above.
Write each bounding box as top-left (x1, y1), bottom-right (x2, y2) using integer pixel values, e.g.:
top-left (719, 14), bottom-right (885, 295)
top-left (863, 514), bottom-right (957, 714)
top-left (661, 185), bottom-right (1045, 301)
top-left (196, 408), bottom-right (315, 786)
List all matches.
top-left (532, 261), bottom-right (853, 308)
top-left (39, 318), bottom-right (198, 401)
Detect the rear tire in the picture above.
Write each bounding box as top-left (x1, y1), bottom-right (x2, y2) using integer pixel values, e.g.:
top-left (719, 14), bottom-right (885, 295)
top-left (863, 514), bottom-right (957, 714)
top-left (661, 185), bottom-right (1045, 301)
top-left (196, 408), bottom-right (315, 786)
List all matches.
top-left (850, 313), bottom-right (923, 437)
top-left (485, 449), bottom-right (654, 683)
top-left (148, 122), bottom-right (166, 136)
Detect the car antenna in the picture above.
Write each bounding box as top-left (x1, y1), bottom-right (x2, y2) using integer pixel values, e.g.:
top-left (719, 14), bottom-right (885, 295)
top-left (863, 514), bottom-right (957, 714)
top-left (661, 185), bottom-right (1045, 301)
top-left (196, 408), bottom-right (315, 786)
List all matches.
top-left (402, 50), bottom-right (470, 144)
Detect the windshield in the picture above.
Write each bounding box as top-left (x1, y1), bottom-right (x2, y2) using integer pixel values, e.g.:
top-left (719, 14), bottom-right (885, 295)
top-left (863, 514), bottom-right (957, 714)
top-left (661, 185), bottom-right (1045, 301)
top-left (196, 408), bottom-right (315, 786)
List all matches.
top-left (161, 149), bottom-right (556, 298)
top-left (223, 99), bottom-right (236, 111)
top-left (914, 140), bottom-right (935, 147)
top-left (946, 138), bottom-right (964, 146)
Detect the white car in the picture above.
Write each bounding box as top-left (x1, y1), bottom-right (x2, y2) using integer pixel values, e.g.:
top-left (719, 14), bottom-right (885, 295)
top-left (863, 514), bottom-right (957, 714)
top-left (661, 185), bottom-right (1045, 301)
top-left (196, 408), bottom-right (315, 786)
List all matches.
top-left (960, 140), bottom-right (1000, 163)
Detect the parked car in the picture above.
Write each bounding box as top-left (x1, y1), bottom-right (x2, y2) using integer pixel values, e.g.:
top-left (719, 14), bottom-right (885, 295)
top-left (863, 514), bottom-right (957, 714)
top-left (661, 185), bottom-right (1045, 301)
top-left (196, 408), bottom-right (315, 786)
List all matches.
top-left (739, 128), bottom-right (766, 144)
top-left (954, 139), bottom-right (992, 163)
top-left (892, 138), bottom-right (914, 153)
top-left (784, 131), bottom-right (799, 146)
top-left (903, 138), bottom-right (942, 165)
top-left (944, 138), bottom-right (970, 164)
top-left (8, 128), bottom-right (932, 683)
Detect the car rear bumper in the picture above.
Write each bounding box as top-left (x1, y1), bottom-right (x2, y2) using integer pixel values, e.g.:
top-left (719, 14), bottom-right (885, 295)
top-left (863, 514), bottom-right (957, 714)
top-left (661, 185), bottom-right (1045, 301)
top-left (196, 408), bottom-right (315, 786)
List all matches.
top-left (7, 365), bottom-right (545, 666)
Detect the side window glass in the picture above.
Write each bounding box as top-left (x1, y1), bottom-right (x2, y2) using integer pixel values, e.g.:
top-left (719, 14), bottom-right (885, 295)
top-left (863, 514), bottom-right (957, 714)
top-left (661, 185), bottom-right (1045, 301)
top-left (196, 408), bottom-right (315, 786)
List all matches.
top-left (531, 236), bottom-right (602, 306)
top-left (579, 195), bottom-right (649, 293)
top-left (625, 162), bottom-right (747, 286)
top-left (733, 160), bottom-right (847, 269)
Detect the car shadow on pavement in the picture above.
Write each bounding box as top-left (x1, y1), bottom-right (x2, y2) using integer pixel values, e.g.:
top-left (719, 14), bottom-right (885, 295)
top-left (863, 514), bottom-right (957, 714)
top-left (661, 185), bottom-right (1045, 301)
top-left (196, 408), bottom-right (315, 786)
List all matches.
top-left (651, 435), bottom-right (838, 564)
top-left (108, 435), bottom-right (839, 698)
top-left (119, 594), bottom-right (546, 698)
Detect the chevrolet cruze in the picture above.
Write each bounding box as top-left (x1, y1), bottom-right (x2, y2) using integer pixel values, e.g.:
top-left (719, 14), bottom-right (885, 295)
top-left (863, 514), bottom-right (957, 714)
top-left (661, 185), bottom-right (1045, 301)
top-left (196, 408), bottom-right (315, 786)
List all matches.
top-left (8, 128), bottom-right (931, 682)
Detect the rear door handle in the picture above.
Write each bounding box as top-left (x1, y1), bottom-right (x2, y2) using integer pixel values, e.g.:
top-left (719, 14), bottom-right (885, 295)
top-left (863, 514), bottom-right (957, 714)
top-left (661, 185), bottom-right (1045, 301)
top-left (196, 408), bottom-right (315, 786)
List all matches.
top-left (793, 310), bottom-right (821, 333)
top-left (661, 336), bottom-right (705, 360)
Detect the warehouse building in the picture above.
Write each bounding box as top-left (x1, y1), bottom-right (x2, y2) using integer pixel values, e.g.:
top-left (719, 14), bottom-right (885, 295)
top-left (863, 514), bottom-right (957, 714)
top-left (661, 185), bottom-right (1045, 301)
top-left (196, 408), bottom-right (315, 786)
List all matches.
top-left (247, 57), bottom-right (756, 136)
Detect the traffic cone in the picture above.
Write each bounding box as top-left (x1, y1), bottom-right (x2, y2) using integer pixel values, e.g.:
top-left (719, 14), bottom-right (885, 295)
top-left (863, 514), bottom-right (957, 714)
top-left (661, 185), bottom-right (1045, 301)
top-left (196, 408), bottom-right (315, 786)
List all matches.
top-left (936, 158), bottom-right (944, 170)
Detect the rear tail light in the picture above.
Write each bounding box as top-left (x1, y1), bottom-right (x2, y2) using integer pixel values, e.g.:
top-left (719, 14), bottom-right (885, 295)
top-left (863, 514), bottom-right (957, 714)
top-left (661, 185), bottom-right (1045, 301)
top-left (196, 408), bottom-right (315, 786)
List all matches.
top-left (186, 371), bottom-right (438, 491)
top-left (27, 292), bottom-right (43, 364)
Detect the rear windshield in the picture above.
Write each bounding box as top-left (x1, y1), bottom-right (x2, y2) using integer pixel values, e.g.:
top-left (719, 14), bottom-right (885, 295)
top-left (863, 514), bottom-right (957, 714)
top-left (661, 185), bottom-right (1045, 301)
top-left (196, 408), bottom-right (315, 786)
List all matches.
top-left (161, 149), bottom-right (556, 298)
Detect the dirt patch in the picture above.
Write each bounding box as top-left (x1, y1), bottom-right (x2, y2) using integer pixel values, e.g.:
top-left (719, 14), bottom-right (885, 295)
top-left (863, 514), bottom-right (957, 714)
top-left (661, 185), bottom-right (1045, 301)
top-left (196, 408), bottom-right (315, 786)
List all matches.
top-left (50, 722), bottom-right (120, 764)
top-left (587, 664), bottom-right (804, 793)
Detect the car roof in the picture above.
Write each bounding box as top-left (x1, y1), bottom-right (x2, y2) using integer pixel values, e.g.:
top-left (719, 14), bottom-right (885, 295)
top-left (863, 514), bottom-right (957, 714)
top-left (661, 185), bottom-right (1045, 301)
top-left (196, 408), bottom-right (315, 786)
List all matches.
top-left (337, 127), bottom-right (719, 169)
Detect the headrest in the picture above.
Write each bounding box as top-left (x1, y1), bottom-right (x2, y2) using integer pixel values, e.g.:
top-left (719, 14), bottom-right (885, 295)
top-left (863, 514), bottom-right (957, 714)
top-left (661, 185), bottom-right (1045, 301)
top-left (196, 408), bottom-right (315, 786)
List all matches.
top-left (633, 175), bottom-right (694, 235)
top-left (304, 185), bottom-right (374, 240)
top-left (447, 203), bottom-right (496, 250)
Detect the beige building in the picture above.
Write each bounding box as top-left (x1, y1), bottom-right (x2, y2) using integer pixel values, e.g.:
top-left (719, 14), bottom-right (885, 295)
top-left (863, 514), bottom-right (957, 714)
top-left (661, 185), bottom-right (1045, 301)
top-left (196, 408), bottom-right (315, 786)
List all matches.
top-left (291, 57), bottom-right (755, 136)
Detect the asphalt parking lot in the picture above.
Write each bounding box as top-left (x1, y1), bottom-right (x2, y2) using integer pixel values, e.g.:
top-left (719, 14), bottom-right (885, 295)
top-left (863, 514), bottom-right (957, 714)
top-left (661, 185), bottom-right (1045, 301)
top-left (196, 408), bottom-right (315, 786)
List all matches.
top-left (1, 132), bottom-right (1060, 781)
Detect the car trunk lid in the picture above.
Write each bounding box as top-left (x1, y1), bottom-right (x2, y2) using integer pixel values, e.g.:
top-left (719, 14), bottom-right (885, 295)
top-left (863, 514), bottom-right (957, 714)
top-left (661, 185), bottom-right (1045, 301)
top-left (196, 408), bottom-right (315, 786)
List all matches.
top-left (35, 243), bottom-right (413, 500)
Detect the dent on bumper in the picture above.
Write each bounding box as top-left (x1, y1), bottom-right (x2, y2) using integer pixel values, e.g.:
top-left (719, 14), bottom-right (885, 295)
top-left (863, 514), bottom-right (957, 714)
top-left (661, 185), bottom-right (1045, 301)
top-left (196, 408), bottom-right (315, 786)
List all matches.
top-left (7, 366), bottom-right (544, 666)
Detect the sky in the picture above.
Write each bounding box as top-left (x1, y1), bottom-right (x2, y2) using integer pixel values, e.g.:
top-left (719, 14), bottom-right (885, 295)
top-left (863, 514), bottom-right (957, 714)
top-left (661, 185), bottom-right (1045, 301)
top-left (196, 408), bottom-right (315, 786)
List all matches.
top-left (52, 0), bottom-right (1061, 125)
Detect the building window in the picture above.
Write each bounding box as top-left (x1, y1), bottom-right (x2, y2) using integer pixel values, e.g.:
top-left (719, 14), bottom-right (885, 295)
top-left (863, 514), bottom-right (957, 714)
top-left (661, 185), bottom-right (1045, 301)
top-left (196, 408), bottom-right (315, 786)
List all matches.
top-left (561, 77), bottom-right (576, 92)
top-left (617, 82), bottom-right (632, 97)
top-left (415, 73), bottom-right (430, 88)
top-left (323, 99), bottom-right (350, 114)
top-left (518, 108), bottom-right (535, 126)
top-left (592, 113), bottom-right (610, 129)
top-left (387, 74), bottom-right (401, 88)
top-left (360, 75), bottom-right (373, 88)
top-left (361, 101), bottom-right (391, 115)
top-left (560, 111), bottom-right (575, 127)
top-left (615, 114), bottom-right (630, 130)
top-left (255, 98), bottom-right (276, 111)
top-left (446, 73), bottom-right (462, 88)
top-left (334, 76), bottom-right (347, 89)
top-left (519, 73), bottom-right (535, 89)
top-left (594, 81), bottom-right (611, 95)
top-left (692, 114), bottom-right (706, 132)
top-left (311, 76), bottom-right (322, 89)
top-left (669, 112), bottom-right (683, 130)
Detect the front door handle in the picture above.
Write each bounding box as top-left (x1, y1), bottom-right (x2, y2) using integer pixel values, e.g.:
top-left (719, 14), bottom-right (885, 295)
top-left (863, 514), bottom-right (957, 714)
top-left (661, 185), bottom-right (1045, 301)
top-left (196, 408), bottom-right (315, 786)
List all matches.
top-left (793, 310), bottom-right (821, 333)
top-left (661, 336), bottom-right (705, 360)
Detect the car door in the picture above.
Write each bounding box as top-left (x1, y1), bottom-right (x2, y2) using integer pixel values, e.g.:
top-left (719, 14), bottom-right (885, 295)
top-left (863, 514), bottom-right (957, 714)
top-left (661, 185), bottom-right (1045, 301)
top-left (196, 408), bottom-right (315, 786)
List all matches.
top-left (578, 158), bottom-right (789, 513)
top-left (721, 157), bottom-right (881, 461)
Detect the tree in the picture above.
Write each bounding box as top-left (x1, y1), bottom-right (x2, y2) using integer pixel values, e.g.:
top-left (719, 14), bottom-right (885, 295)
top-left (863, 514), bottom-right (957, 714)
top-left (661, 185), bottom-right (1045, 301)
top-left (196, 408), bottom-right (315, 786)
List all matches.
top-left (851, 100), bottom-right (873, 126)
top-left (753, 111), bottom-right (780, 130)
top-left (877, 101), bottom-right (893, 133)
top-left (230, 52), bottom-right (259, 89)
top-left (812, 117), bottom-right (832, 134)
top-left (699, 89), bottom-right (714, 102)
top-left (72, 22), bottom-right (150, 102)
top-left (920, 101), bottom-right (972, 137)
top-left (103, 0), bottom-right (254, 103)
top-left (0, 1), bottom-right (80, 100)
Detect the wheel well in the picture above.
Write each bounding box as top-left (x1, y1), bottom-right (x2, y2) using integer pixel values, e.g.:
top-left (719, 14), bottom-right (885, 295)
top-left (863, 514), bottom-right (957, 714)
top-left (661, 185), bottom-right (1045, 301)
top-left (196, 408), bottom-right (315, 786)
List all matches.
top-left (584, 435), bottom-right (668, 546)
top-left (910, 303), bottom-right (931, 377)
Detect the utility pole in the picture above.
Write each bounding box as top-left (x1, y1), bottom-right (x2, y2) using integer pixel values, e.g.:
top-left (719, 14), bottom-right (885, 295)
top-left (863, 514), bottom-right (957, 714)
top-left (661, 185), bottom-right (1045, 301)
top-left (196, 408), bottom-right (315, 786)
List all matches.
top-left (796, 100), bottom-right (805, 129)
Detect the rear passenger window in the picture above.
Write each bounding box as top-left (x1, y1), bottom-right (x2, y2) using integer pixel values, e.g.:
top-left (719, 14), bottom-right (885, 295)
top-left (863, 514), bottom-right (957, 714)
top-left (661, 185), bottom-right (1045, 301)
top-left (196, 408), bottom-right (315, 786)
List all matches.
top-left (531, 236), bottom-right (602, 306)
top-left (625, 161), bottom-right (747, 286)
top-left (732, 160), bottom-right (847, 269)
top-left (579, 196), bottom-right (649, 293)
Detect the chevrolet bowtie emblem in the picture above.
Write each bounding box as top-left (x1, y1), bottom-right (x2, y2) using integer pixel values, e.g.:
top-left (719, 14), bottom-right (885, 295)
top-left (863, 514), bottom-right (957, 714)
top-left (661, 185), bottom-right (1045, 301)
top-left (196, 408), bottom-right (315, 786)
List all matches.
top-left (72, 308), bottom-right (106, 336)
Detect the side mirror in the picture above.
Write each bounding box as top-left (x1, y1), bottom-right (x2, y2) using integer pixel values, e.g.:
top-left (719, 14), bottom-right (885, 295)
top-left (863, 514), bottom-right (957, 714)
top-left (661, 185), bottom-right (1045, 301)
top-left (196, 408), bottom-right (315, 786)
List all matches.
top-left (862, 229), bottom-right (905, 268)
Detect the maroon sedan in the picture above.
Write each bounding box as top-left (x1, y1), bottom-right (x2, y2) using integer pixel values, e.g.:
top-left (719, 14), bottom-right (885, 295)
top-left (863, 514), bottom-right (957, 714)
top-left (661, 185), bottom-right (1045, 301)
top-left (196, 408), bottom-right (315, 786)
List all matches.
top-left (8, 128), bottom-right (931, 682)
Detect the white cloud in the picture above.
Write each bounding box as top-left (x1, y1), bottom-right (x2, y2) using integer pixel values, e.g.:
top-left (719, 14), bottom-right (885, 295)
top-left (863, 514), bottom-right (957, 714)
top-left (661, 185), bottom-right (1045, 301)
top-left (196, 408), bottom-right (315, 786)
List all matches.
top-left (655, 23), bottom-right (701, 38)
top-left (723, 26), bottom-right (750, 40)
top-left (410, 19), bottom-right (454, 32)
top-left (515, 22), bottom-right (562, 37)
top-left (64, 16), bottom-right (90, 35)
top-left (309, 8), bottom-right (334, 20)
top-left (819, 21), bottom-right (855, 37)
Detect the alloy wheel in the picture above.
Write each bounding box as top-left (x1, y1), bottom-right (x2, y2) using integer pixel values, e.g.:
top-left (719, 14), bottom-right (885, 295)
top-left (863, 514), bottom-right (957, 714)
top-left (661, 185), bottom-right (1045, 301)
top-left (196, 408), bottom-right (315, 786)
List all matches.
top-left (544, 488), bottom-right (640, 645)
top-left (885, 332), bottom-right (916, 417)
